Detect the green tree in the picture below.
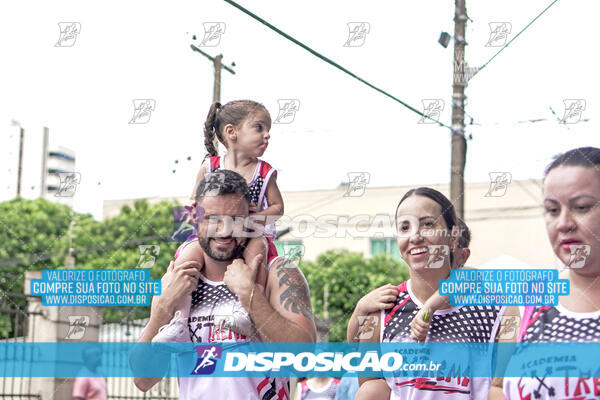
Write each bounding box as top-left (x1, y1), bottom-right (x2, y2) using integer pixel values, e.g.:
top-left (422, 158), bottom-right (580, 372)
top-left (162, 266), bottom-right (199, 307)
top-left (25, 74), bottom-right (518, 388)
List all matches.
top-left (0, 198), bottom-right (72, 337)
top-left (300, 249), bottom-right (409, 342)
top-left (72, 199), bottom-right (183, 323)
top-left (0, 198), bottom-right (184, 335)
top-left (1, 199), bottom-right (409, 342)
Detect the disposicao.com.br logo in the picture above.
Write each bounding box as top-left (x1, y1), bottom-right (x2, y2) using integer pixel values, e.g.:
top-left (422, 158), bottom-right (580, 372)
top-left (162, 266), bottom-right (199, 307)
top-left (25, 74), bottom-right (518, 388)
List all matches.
top-left (3, 342), bottom-right (600, 378)
top-left (191, 345), bottom-right (222, 375)
top-left (223, 351), bottom-right (440, 374)
top-left (175, 343), bottom-right (494, 378)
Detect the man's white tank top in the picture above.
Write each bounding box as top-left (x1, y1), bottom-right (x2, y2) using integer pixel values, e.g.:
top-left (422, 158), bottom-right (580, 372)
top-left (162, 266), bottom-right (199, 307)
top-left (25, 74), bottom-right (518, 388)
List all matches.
top-left (176, 274), bottom-right (289, 400)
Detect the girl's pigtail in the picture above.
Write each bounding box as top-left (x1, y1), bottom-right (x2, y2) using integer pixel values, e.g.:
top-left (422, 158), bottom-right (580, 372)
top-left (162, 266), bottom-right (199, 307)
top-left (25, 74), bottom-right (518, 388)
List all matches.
top-left (203, 102), bottom-right (221, 157)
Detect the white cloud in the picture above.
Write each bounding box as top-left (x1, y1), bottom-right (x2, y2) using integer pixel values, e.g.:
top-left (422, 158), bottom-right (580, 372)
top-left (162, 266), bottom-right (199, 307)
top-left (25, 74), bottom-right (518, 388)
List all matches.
top-left (0, 0), bottom-right (597, 220)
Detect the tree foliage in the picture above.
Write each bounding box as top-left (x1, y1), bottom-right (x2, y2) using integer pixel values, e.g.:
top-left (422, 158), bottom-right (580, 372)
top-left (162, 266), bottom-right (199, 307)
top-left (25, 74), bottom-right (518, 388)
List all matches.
top-left (300, 249), bottom-right (409, 342)
top-left (0, 199), bottom-right (409, 341)
top-left (0, 198), bottom-right (181, 334)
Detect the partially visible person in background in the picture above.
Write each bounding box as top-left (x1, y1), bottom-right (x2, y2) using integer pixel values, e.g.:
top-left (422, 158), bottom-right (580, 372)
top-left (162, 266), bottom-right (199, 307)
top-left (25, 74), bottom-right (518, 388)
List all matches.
top-left (334, 374), bottom-right (359, 400)
top-left (295, 377), bottom-right (340, 400)
top-left (73, 344), bottom-right (107, 400)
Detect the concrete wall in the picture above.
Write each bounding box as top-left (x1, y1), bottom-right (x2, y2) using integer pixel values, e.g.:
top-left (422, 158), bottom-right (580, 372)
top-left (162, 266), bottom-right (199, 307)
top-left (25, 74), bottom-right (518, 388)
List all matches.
top-left (103, 179), bottom-right (560, 268)
top-left (24, 271), bottom-right (103, 400)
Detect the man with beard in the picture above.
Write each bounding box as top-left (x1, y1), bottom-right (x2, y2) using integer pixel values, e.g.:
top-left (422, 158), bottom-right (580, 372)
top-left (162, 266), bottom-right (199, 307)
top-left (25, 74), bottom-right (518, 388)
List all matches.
top-left (133, 169), bottom-right (316, 399)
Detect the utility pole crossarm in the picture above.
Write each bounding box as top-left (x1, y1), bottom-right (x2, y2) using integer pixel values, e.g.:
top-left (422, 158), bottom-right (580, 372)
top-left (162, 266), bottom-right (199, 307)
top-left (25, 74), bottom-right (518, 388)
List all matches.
top-left (190, 44), bottom-right (236, 75)
top-left (190, 43), bottom-right (236, 153)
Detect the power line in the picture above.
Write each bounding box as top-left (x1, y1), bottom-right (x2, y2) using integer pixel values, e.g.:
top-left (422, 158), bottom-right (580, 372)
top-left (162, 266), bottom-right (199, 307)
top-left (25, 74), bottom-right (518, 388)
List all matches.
top-left (223, 0), bottom-right (451, 130)
top-left (468, 214), bottom-right (541, 222)
top-left (513, 180), bottom-right (543, 205)
top-left (462, 114), bottom-right (590, 129)
top-left (470, 0), bottom-right (560, 80)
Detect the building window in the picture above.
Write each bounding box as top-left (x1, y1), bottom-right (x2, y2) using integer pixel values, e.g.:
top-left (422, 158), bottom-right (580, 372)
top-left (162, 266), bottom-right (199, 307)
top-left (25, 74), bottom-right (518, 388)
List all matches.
top-left (274, 240), bottom-right (303, 260)
top-left (47, 168), bottom-right (71, 175)
top-left (48, 151), bottom-right (76, 162)
top-left (370, 238), bottom-right (401, 260)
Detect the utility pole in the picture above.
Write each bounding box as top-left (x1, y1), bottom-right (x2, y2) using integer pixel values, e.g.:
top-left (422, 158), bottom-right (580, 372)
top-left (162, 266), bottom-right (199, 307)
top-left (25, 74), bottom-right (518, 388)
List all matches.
top-left (451, 0), bottom-right (468, 219)
top-left (41, 127), bottom-right (49, 198)
top-left (17, 127), bottom-right (24, 198)
top-left (65, 220), bottom-right (76, 268)
top-left (11, 121), bottom-right (25, 198)
top-left (190, 44), bottom-right (236, 152)
top-left (323, 283), bottom-right (329, 320)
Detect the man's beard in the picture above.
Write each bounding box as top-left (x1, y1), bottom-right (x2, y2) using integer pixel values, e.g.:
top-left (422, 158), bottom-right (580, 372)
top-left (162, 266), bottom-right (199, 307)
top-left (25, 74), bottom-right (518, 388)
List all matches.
top-left (197, 236), bottom-right (248, 262)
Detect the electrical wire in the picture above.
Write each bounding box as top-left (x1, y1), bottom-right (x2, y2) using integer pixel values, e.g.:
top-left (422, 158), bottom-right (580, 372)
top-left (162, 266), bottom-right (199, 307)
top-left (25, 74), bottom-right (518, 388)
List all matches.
top-left (223, 0), bottom-right (451, 130)
top-left (470, 0), bottom-right (560, 80)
